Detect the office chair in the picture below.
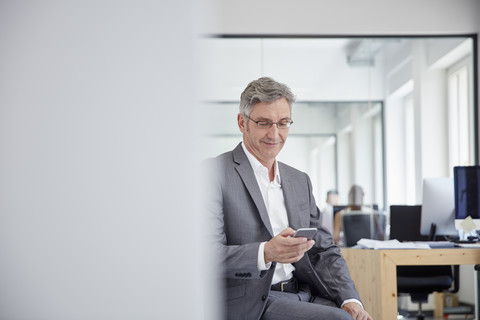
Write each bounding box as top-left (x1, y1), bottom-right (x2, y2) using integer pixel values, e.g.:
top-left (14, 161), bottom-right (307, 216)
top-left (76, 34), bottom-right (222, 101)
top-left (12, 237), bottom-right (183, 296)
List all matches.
top-left (390, 205), bottom-right (459, 320)
top-left (341, 211), bottom-right (386, 247)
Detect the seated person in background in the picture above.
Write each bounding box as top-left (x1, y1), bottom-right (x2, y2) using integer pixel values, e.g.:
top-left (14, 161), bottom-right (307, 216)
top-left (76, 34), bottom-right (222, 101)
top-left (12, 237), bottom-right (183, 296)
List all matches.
top-left (320, 189), bottom-right (339, 234)
top-left (205, 77), bottom-right (372, 320)
top-left (326, 190), bottom-right (339, 206)
top-left (333, 185), bottom-right (370, 245)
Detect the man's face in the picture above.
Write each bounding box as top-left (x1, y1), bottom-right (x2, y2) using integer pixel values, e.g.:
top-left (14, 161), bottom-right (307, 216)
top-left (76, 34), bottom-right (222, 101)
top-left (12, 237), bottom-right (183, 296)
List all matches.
top-left (238, 97), bottom-right (291, 167)
top-left (327, 194), bottom-right (339, 206)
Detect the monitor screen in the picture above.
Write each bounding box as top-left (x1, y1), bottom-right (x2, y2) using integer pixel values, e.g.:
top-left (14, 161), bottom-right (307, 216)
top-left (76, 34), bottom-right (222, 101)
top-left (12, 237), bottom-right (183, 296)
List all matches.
top-left (420, 177), bottom-right (457, 236)
top-left (333, 205), bottom-right (346, 215)
top-left (390, 205), bottom-right (429, 242)
top-left (454, 166), bottom-right (480, 220)
top-left (333, 204), bottom-right (378, 216)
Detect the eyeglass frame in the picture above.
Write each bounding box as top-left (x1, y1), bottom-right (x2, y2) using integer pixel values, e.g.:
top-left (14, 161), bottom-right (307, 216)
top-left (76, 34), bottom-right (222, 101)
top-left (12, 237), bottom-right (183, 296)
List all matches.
top-left (243, 114), bottom-right (293, 129)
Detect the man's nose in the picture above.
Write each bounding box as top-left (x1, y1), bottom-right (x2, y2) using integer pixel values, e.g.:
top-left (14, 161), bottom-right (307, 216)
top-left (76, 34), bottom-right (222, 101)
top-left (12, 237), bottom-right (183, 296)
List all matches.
top-left (266, 124), bottom-right (280, 137)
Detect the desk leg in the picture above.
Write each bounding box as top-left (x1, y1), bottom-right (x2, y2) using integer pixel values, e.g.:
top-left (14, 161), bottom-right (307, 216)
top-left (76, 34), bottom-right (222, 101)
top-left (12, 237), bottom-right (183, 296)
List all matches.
top-left (380, 252), bottom-right (398, 320)
top-left (475, 265), bottom-right (480, 319)
top-left (343, 250), bottom-right (398, 320)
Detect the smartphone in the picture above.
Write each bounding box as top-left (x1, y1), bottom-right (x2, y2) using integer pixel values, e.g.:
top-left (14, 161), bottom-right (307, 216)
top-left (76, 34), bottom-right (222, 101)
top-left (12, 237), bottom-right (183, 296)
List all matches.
top-left (293, 228), bottom-right (317, 240)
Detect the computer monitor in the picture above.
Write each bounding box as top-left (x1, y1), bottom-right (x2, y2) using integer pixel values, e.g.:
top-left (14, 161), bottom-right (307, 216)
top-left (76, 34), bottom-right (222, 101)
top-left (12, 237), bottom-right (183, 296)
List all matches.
top-left (454, 166), bottom-right (480, 231)
top-left (420, 177), bottom-right (457, 236)
top-left (333, 205), bottom-right (347, 216)
top-left (390, 205), bottom-right (429, 242)
top-left (333, 204), bottom-right (378, 215)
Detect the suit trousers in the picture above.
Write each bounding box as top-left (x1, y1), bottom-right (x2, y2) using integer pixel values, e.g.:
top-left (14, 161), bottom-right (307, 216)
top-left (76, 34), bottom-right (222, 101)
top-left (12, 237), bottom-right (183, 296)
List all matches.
top-left (261, 285), bottom-right (354, 320)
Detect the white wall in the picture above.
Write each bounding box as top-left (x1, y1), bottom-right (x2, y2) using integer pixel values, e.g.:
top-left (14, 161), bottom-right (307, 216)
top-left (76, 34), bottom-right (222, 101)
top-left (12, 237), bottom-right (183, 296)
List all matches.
top-left (207, 0), bottom-right (479, 35)
top-left (0, 1), bottom-right (217, 319)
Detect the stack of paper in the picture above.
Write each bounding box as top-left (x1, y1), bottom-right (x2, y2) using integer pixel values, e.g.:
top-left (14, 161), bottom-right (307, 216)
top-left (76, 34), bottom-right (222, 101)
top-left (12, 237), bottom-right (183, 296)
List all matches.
top-left (356, 239), bottom-right (431, 249)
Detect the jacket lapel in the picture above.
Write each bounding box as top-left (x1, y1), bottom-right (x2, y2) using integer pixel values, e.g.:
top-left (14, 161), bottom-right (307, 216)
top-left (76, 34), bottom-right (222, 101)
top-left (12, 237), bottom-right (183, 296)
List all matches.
top-left (279, 163), bottom-right (310, 230)
top-left (232, 144), bottom-right (274, 237)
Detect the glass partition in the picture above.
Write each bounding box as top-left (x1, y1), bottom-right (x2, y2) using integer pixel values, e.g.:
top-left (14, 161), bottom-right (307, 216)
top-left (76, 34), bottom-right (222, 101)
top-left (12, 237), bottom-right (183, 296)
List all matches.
top-left (199, 36), bottom-right (476, 210)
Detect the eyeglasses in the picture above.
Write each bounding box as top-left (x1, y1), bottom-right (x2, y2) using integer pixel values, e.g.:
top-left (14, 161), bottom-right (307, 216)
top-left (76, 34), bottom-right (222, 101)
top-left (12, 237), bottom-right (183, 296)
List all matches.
top-left (244, 115), bottom-right (293, 129)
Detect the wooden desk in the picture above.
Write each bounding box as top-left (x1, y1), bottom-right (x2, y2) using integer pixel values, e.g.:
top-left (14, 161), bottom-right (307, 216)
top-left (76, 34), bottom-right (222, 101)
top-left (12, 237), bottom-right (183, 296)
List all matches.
top-left (341, 248), bottom-right (480, 320)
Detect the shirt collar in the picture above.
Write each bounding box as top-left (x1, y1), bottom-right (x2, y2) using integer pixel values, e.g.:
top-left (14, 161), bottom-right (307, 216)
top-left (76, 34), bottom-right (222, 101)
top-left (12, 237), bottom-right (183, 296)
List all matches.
top-left (241, 142), bottom-right (281, 185)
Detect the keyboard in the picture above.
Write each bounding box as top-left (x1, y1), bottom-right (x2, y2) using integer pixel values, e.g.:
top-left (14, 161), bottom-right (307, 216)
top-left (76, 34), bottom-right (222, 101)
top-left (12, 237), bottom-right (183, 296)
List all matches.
top-left (418, 241), bottom-right (455, 248)
top-left (454, 242), bottom-right (480, 248)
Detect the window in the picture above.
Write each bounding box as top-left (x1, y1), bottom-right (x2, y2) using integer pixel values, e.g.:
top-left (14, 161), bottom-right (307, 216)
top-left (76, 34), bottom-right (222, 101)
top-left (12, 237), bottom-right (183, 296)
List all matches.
top-left (448, 57), bottom-right (474, 169)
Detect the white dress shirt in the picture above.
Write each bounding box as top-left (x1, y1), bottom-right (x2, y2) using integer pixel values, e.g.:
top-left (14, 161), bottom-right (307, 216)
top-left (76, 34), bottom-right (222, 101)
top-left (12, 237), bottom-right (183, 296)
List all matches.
top-left (241, 143), bottom-right (295, 285)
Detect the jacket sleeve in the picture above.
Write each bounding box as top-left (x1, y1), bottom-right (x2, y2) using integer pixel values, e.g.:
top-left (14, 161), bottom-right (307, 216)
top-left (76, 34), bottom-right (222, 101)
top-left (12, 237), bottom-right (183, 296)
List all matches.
top-left (295, 173), bottom-right (361, 306)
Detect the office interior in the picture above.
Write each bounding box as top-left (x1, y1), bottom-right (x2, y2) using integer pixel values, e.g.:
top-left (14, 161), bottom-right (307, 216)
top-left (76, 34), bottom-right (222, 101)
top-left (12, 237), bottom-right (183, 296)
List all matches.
top-left (1, 1), bottom-right (480, 320)
top-left (200, 34), bottom-right (478, 316)
top-left (199, 1), bottom-right (480, 318)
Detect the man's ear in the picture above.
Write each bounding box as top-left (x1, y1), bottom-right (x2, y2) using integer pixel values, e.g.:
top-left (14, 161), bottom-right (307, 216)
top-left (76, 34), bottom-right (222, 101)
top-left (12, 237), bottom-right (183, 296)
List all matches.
top-left (238, 113), bottom-right (246, 133)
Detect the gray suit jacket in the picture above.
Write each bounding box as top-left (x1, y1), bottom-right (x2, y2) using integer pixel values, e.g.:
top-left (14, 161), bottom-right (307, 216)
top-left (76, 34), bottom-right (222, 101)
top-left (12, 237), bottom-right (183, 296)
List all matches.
top-left (205, 143), bottom-right (360, 320)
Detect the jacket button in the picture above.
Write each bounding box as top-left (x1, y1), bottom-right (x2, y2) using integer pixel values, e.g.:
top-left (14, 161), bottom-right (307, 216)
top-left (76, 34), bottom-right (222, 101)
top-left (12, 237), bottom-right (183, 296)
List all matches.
top-left (262, 295), bottom-right (267, 301)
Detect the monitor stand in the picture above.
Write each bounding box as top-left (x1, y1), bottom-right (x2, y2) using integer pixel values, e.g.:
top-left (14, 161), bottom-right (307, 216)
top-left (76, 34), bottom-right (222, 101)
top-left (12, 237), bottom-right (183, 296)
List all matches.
top-left (427, 223), bottom-right (437, 241)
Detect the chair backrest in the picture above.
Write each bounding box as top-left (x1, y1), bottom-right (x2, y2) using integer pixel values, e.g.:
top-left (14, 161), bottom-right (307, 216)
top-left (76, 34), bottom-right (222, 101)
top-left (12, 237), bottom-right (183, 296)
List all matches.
top-left (390, 205), bottom-right (429, 241)
top-left (390, 205), bottom-right (457, 294)
top-left (341, 211), bottom-right (386, 247)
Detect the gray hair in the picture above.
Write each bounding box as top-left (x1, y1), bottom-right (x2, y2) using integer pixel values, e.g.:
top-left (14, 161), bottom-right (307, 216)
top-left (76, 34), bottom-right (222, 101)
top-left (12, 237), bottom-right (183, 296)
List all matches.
top-left (239, 77), bottom-right (296, 116)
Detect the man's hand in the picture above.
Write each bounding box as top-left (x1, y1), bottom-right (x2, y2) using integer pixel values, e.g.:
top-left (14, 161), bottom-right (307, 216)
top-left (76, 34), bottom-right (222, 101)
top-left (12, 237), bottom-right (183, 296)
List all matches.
top-left (341, 302), bottom-right (373, 320)
top-left (264, 227), bottom-right (315, 264)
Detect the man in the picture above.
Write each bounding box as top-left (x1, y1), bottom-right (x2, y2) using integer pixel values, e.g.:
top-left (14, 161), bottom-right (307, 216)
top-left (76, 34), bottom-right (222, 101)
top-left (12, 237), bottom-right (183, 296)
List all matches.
top-left (326, 190), bottom-right (340, 207)
top-left (321, 190), bottom-right (340, 234)
top-left (206, 77), bottom-right (372, 320)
